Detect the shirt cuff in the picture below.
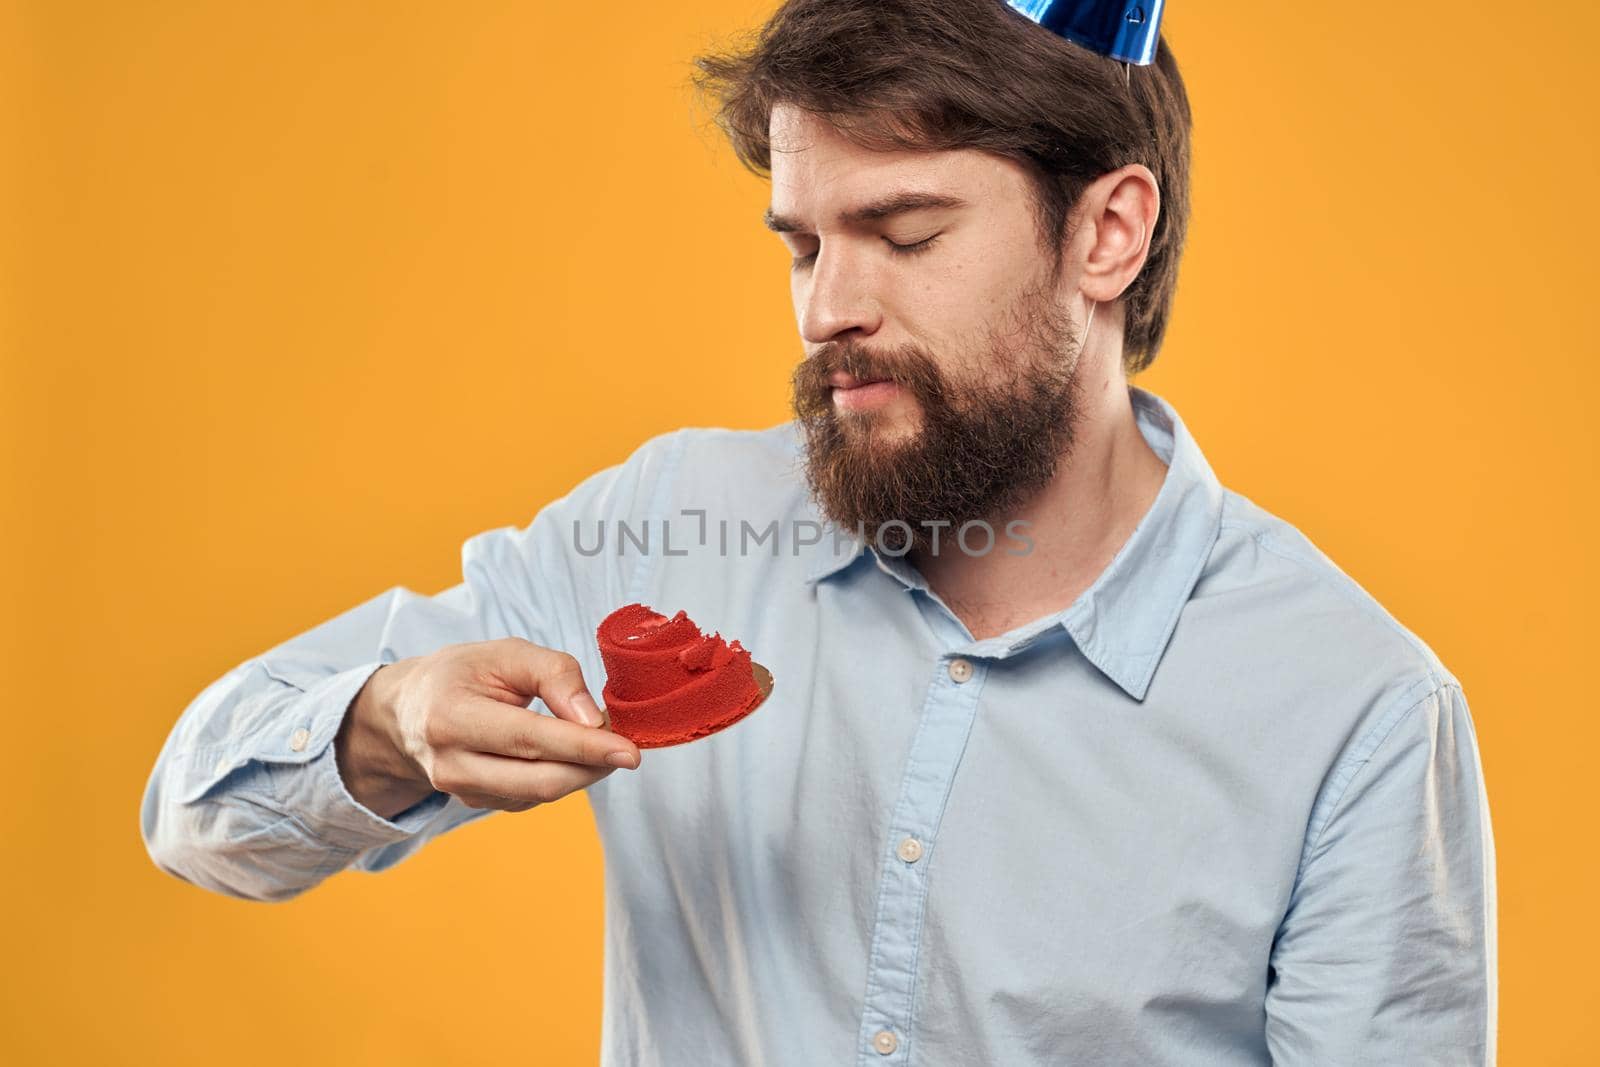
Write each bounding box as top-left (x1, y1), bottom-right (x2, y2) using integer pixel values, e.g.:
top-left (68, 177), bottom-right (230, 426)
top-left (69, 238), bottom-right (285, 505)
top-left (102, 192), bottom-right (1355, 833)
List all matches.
top-left (273, 662), bottom-right (453, 854)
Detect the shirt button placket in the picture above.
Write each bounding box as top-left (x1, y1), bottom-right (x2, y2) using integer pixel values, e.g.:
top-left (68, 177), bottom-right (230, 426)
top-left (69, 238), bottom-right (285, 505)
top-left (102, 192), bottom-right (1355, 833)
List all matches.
top-left (857, 652), bottom-right (985, 1063)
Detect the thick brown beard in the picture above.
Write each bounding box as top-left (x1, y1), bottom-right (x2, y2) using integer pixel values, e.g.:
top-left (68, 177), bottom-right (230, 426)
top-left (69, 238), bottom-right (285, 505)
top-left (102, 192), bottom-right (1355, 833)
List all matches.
top-left (789, 272), bottom-right (1085, 557)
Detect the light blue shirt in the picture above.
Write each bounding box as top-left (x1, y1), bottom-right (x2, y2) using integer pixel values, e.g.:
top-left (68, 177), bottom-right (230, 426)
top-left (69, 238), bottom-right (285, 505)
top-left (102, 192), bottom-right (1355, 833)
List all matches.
top-left (142, 386), bottom-right (1496, 1065)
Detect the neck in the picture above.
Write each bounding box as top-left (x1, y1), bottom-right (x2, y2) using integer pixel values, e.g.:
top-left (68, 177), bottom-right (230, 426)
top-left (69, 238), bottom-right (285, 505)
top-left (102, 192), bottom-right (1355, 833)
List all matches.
top-left (910, 373), bottom-right (1169, 642)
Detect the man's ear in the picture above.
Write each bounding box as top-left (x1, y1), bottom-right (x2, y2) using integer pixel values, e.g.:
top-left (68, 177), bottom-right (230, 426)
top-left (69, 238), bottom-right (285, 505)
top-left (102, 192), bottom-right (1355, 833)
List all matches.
top-left (1077, 164), bottom-right (1160, 305)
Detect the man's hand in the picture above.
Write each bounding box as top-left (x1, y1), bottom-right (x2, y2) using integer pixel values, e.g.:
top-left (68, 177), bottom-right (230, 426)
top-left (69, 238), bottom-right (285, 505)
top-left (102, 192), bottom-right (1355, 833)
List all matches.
top-left (334, 638), bottom-right (640, 820)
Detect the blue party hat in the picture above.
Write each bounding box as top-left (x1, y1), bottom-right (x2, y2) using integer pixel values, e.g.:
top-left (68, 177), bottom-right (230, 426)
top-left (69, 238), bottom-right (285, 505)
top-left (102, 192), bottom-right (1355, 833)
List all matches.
top-left (1005, 0), bottom-right (1165, 66)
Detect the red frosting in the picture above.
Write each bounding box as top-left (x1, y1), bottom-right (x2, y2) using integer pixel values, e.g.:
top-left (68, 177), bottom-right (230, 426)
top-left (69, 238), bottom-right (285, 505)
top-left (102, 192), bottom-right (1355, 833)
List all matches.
top-left (596, 602), bottom-right (767, 748)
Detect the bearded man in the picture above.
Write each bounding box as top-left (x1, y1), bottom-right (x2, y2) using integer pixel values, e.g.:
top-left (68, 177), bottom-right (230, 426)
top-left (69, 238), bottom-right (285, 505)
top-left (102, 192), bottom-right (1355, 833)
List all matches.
top-left (143, 2), bottom-right (1496, 1063)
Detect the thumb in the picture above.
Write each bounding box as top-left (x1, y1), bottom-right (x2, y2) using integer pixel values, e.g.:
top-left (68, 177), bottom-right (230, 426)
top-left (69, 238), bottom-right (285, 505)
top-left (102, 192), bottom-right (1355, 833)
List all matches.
top-left (487, 639), bottom-right (607, 729)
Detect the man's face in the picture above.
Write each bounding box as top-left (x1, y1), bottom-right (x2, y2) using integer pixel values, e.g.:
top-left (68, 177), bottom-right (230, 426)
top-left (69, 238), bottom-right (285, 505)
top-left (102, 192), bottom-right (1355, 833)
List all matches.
top-left (770, 104), bottom-right (1089, 552)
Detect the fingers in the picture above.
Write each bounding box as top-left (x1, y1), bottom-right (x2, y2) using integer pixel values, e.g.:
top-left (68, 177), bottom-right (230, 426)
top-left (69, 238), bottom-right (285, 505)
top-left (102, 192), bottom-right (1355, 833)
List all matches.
top-left (482, 640), bottom-right (606, 728)
top-left (446, 695), bottom-right (641, 770)
top-left (444, 751), bottom-right (620, 810)
top-left (452, 793), bottom-right (541, 813)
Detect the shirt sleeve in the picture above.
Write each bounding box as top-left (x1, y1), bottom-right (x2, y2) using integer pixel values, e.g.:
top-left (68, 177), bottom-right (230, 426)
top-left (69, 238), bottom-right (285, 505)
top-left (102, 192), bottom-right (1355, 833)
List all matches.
top-left (140, 429), bottom-right (684, 903)
top-left (1264, 679), bottom-right (1498, 1065)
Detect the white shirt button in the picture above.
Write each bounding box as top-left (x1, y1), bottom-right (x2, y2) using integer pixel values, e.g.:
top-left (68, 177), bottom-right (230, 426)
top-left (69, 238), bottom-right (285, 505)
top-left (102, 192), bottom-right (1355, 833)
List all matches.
top-left (872, 1029), bottom-right (898, 1055)
top-left (897, 836), bottom-right (924, 863)
top-left (288, 727), bottom-right (311, 752)
top-left (947, 657), bottom-right (973, 683)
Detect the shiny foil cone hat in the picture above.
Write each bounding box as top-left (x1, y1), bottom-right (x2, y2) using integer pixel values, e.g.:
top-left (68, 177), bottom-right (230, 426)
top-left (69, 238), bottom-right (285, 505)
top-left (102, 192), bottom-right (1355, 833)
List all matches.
top-left (594, 603), bottom-right (774, 749)
top-left (1005, 0), bottom-right (1166, 66)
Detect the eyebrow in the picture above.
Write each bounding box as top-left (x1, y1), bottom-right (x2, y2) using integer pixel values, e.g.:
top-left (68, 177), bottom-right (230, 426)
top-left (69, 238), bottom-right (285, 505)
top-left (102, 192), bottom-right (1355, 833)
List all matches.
top-left (763, 191), bottom-right (968, 234)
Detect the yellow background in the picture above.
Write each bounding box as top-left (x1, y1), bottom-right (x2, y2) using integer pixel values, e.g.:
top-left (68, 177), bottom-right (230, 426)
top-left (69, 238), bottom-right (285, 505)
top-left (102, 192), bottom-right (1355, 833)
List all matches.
top-left (4, 1), bottom-right (1594, 1062)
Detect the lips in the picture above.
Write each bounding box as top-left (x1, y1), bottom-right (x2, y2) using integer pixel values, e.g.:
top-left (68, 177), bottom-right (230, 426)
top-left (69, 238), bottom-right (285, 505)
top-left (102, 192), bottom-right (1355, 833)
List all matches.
top-left (829, 371), bottom-right (891, 389)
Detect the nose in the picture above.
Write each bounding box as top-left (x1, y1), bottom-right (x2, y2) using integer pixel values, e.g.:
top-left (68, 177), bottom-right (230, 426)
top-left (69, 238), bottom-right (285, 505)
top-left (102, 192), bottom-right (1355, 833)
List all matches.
top-left (796, 241), bottom-right (882, 345)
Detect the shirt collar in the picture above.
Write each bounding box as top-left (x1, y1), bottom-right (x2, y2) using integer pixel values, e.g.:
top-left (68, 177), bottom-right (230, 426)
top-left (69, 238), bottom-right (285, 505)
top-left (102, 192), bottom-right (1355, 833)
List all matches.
top-left (799, 386), bottom-right (1225, 702)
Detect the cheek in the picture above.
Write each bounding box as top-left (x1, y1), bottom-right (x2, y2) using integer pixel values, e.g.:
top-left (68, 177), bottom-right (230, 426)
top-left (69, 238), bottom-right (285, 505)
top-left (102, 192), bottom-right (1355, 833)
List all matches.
top-left (967, 243), bottom-right (1035, 307)
top-left (897, 264), bottom-right (1010, 346)
top-left (944, 236), bottom-right (1047, 331)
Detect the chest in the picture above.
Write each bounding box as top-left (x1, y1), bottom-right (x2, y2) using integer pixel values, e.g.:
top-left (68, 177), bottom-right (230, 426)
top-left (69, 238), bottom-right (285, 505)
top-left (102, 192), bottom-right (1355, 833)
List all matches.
top-left (583, 561), bottom-right (1326, 1063)
top-left (591, 635), bottom-right (1304, 1065)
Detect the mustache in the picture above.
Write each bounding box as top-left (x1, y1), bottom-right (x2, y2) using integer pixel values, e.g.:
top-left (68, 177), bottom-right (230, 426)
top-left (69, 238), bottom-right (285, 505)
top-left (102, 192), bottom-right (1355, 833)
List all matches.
top-left (796, 341), bottom-right (935, 392)
top-left (790, 338), bottom-right (957, 424)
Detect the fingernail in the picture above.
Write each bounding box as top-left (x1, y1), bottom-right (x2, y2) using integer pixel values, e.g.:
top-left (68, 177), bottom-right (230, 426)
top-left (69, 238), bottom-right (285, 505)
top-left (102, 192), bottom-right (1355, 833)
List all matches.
top-left (606, 750), bottom-right (638, 769)
top-left (573, 690), bottom-right (603, 727)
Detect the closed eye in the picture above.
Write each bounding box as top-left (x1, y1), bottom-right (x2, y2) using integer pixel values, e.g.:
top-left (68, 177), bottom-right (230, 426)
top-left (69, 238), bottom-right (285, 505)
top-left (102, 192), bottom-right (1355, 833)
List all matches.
top-left (885, 234), bottom-right (940, 256)
top-left (790, 234), bottom-right (942, 270)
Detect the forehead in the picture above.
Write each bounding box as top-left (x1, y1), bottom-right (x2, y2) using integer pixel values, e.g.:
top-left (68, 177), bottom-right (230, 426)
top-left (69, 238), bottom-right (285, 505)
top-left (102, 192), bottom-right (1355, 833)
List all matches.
top-left (768, 103), bottom-right (1018, 219)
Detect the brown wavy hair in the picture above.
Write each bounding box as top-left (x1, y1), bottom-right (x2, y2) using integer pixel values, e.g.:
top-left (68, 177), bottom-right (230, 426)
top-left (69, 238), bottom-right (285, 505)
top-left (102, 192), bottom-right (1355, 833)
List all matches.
top-left (691, 0), bottom-right (1193, 373)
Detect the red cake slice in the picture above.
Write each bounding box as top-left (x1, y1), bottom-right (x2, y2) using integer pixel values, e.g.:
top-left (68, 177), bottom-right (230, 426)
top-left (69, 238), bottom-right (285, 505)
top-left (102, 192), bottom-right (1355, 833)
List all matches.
top-left (595, 603), bottom-right (774, 748)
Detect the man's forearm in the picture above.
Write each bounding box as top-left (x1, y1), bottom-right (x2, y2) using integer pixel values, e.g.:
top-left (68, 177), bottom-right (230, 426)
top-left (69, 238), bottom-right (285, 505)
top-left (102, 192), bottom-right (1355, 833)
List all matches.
top-left (141, 659), bottom-right (436, 902)
top-left (335, 661), bottom-right (439, 820)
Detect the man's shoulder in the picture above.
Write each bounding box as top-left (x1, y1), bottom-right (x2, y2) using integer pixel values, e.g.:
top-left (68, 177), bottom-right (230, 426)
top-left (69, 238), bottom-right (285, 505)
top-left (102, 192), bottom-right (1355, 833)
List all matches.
top-left (672, 420), bottom-right (804, 463)
top-left (631, 420), bottom-right (809, 499)
top-left (1198, 487), bottom-right (1459, 695)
